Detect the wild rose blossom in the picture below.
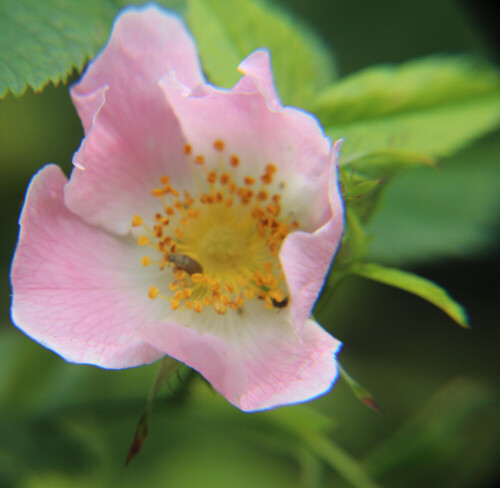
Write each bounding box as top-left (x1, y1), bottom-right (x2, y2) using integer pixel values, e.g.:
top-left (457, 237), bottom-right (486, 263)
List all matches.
top-left (10, 5), bottom-right (344, 411)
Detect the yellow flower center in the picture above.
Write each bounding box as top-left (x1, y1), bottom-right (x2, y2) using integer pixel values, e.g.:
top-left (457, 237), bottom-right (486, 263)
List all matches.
top-left (133, 140), bottom-right (299, 315)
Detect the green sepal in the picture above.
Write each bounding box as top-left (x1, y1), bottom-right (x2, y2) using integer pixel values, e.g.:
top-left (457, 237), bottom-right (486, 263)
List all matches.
top-left (338, 363), bottom-right (382, 413)
top-left (125, 356), bottom-right (180, 465)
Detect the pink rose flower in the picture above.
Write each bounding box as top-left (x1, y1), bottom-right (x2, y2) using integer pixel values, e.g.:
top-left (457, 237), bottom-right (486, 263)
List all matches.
top-left (10, 5), bottom-right (344, 411)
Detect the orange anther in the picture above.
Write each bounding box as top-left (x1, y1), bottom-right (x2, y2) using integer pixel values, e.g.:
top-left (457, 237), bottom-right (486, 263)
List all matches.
top-left (148, 286), bottom-right (159, 299)
top-left (213, 139), bottom-right (225, 151)
top-left (265, 163), bottom-right (277, 174)
top-left (244, 176), bottom-right (255, 186)
top-left (261, 173), bottom-right (273, 185)
top-left (207, 171), bottom-right (217, 184)
top-left (166, 186), bottom-right (179, 197)
top-left (152, 188), bottom-right (165, 197)
top-left (256, 190), bottom-right (268, 201)
top-left (214, 302), bottom-right (227, 315)
top-left (230, 155), bottom-right (240, 167)
top-left (251, 206), bottom-right (265, 219)
top-left (184, 144), bottom-right (192, 155)
top-left (174, 290), bottom-right (185, 301)
top-left (191, 273), bottom-right (203, 282)
top-left (267, 203), bottom-right (280, 216)
top-left (131, 215), bottom-right (143, 227)
top-left (138, 236), bottom-right (150, 246)
top-left (194, 155), bottom-right (205, 165)
top-left (269, 288), bottom-right (285, 302)
top-left (142, 256), bottom-right (152, 267)
top-left (170, 299), bottom-right (181, 310)
top-left (174, 269), bottom-right (186, 280)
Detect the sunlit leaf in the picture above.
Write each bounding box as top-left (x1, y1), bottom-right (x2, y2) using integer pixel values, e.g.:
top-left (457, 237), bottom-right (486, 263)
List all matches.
top-left (314, 56), bottom-right (500, 126)
top-left (315, 56), bottom-right (500, 159)
top-left (329, 93), bottom-right (500, 159)
top-left (352, 263), bottom-right (469, 327)
top-left (186, 0), bottom-right (336, 107)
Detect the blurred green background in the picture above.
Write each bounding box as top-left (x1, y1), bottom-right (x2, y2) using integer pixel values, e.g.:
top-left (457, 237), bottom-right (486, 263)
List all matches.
top-left (1, 0), bottom-right (499, 487)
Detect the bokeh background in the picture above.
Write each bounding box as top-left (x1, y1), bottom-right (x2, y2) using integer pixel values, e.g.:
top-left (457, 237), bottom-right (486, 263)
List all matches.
top-left (1, 0), bottom-right (499, 487)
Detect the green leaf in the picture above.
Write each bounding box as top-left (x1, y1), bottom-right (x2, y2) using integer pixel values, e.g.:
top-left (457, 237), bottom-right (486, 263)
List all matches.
top-left (352, 263), bottom-right (469, 328)
top-left (186, 0), bottom-right (336, 107)
top-left (367, 131), bottom-right (500, 264)
top-left (315, 56), bottom-right (500, 159)
top-left (315, 56), bottom-right (500, 126)
top-left (0, 0), bottom-right (186, 98)
top-left (0, 0), bottom-right (118, 98)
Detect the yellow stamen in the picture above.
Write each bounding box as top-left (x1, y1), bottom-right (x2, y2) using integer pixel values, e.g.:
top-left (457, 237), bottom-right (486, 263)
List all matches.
top-left (148, 286), bottom-right (159, 299)
top-left (213, 139), bottom-right (225, 152)
top-left (137, 157), bottom-right (295, 315)
top-left (132, 215), bottom-right (143, 227)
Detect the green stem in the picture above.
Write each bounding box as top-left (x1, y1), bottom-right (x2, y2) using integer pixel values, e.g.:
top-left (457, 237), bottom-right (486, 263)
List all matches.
top-left (304, 432), bottom-right (384, 488)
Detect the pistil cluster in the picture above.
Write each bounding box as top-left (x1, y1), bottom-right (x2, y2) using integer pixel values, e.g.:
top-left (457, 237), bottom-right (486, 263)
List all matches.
top-left (133, 140), bottom-right (299, 315)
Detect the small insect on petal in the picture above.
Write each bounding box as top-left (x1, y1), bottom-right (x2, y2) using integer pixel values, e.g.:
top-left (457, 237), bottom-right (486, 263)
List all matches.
top-left (167, 253), bottom-right (203, 275)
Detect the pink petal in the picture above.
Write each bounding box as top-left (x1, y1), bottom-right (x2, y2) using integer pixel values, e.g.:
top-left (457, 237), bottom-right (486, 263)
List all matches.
top-left (138, 306), bottom-right (341, 411)
top-left (10, 165), bottom-right (165, 368)
top-left (280, 140), bottom-right (344, 333)
top-left (65, 6), bottom-right (204, 234)
top-left (72, 5), bottom-right (203, 133)
top-left (160, 50), bottom-right (332, 230)
top-left (235, 49), bottom-right (281, 109)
